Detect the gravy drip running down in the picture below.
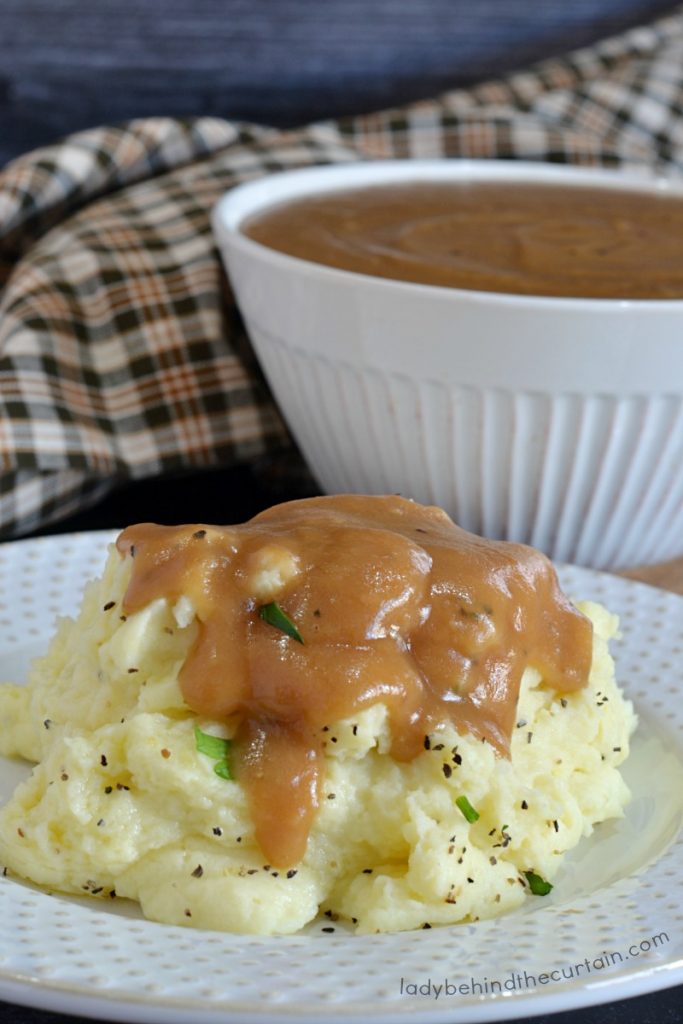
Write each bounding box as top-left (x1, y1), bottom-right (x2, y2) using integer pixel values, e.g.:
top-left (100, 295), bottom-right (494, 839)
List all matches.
top-left (243, 181), bottom-right (683, 299)
top-left (116, 496), bottom-right (592, 867)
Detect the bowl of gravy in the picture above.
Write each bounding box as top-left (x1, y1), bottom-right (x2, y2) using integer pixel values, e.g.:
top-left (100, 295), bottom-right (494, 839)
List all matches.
top-left (213, 160), bottom-right (683, 569)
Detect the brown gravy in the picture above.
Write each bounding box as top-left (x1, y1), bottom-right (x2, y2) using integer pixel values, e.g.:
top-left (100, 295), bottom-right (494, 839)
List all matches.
top-left (116, 495), bottom-right (592, 867)
top-left (243, 180), bottom-right (683, 299)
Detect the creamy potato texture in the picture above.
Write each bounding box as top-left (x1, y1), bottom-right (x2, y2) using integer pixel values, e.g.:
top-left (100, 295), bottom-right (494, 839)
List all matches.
top-left (0, 539), bottom-right (635, 935)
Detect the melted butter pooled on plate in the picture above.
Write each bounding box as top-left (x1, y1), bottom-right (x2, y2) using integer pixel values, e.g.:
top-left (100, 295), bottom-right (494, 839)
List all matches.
top-left (116, 495), bottom-right (592, 867)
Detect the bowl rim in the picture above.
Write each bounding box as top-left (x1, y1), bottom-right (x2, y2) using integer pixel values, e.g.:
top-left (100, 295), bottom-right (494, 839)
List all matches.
top-left (212, 158), bottom-right (683, 310)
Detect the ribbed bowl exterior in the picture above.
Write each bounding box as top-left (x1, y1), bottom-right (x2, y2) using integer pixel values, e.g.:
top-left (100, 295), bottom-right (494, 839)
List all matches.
top-left (248, 326), bottom-right (683, 568)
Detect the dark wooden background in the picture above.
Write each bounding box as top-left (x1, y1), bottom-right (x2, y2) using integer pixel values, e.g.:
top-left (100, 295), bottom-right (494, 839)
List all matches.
top-left (0, 0), bottom-right (677, 166)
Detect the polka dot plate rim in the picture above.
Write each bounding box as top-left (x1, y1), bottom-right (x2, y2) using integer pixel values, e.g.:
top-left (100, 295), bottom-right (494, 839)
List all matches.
top-left (0, 529), bottom-right (682, 1024)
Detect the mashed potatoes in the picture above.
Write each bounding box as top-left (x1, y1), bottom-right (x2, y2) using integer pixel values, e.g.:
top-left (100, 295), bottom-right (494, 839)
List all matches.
top-left (0, 531), bottom-right (636, 935)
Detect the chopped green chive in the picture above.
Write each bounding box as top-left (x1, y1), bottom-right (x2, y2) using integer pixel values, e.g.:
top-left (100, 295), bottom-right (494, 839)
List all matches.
top-left (259, 601), bottom-right (304, 644)
top-left (524, 870), bottom-right (553, 896)
top-left (194, 727), bottom-right (230, 760)
top-left (194, 726), bottom-right (232, 780)
top-left (456, 795), bottom-right (480, 823)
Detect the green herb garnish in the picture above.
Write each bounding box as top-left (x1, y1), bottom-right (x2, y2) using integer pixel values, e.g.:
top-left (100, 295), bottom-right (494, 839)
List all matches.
top-left (259, 601), bottom-right (304, 644)
top-left (456, 795), bottom-right (480, 823)
top-left (524, 870), bottom-right (553, 896)
top-left (194, 726), bottom-right (232, 780)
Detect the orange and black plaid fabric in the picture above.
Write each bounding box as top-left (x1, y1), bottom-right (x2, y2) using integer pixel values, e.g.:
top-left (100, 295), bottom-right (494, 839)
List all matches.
top-left (1, 7), bottom-right (683, 536)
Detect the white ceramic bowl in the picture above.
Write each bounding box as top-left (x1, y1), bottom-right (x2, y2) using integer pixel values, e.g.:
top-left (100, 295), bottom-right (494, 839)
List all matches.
top-left (213, 160), bottom-right (683, 570)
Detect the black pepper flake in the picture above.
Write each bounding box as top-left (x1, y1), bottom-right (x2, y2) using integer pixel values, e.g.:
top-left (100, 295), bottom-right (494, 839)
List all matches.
top-left (521, 800), bottom-right (528, 810)
top-left (97, 819), bottom-right (105, 827)
top-left (286, 869), bottom-right (297, 879)
top-left (322, 926), bottom-right (335, 933)
top-left (322, 726), bottom-right (329, 732)
top-left (453, 752), bottom-right (462, 766)
top-left (2, 867), bottom-right (7, 877)
top-left (263, 865), bottom-right (271, 871)
top-left (423, 735), bottom-right (431, 750)
top-left (127, 667), bottom-right (139, 674)
top-left (271, 871), bottom-right (279, 877)
top-left (247, 869), bottom-right (258, 875)
top-left (490, 856), bottom-right (497, 865)
top-left (560, 698), bottom-right (568, 708)
top-left (467, 877), bottom-right (474, 883)
top-left (527, 731), bottom-right (533, 744)
top-left (43, 719), bottom-right (52, 730)
top-left (352, 724), bottom-right (358, 736)
top-left (442, 763), bottom-right (452, 779)
top-left (91, 886), bottom-right (103, 895)
top-left (422, 923), bottom-right (432, 929)
top-left (191, 865), bottom-right (204, 878)
top-left (351, 917), bottom-right (358, 924)
top-left (488, 828), bottom-right (496, 836)
top-left (193, 529), bottom-right (207, 539)
top-left (116, 783), bottom-right (130, 791)
top-left (236, 836), bottom-right (242, 843)
top-left (432, 743), bottom-right (444, 751)
top-left (362, 868), bottom-right (373, 874)
top-left (104, 786), bottom-right (113, 794)
top-left (313, 609), bottom-right (321, 618)
top-left (613, 746), bottom-right (622, 752)
top-left (17, 828), bottom-right (24, 838)
top-left (327, 793), bottom-right (336, 800)
top-left (60, 772), bottom-right (69, 781)
top-left (161, 748), bottom-right (171, 759)
top-left (103, 601), bottom-right (116, 611)
top-left (331, 736), bottom-right (338, 743)
top-left (109, 889), bottom-right (117, 898)
top-left (100, 755), bottom-right (108, 767)
top-left (184, 908), bottom-right (192, 918)
top-left (516, 719), bottom-right (527, 728)
top-left (212, 827), bottom-right (223, 836)
top-left (553, 820), bottom-right (559, 832)
top-left (119, 615), bottom-right (127, 622)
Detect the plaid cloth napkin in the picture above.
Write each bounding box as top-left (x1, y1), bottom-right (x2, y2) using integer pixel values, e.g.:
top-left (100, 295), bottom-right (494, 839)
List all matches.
top-left (1, 6), bottom-right (683, 538)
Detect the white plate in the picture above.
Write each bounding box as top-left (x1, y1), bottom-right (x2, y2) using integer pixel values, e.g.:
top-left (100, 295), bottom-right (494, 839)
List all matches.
top-left (0, 530), bottom-right (682, 1024)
